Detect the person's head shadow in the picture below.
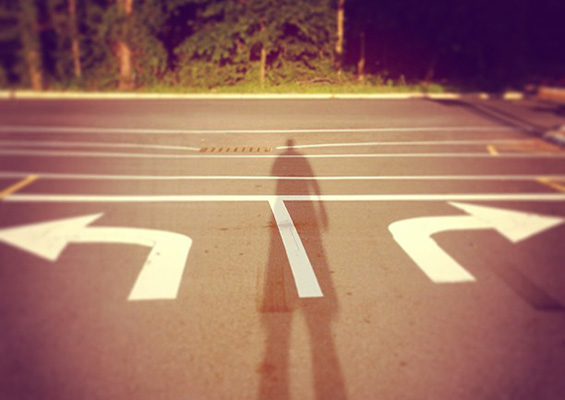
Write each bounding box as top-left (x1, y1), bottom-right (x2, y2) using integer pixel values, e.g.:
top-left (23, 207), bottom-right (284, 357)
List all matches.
top-left (256, 138), bottom-right (346, 400)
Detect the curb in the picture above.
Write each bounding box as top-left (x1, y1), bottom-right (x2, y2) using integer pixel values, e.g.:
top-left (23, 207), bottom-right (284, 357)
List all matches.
top-left (544, 126), bottom-right (565, 147)
top-left (537, 87), bottom-right (565, 105)
top-left (0, 90), bottom-right (524, 101)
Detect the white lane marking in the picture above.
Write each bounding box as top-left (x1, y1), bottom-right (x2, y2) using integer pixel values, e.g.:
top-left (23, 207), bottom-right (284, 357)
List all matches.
top-left (1, 149), bottom-right (565, 159)
top-left (0, 125), bottom-right (516, 135)
top-left (269, 199), bottom-right (323, 298)
top-left (6, 193), bottom-right (565, 203)
top-left (0, 139), bottom-right (200, 152)
top-left (1, 171), bottom-right (565, 182)
top-left (0, 213), bottom-right (192, 301)
top-left (277, 139), bottom-right (532, 150)
top-left (388, 202), bottom-right (564, 283)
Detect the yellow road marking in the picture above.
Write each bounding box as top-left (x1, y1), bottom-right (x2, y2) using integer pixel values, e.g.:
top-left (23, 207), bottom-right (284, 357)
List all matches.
top-left (0, 175), bottom-right (39, 199)
top-left (537, 177), bottom-right (565, 193)
top-left (487, 145), bottom-right (499, 156)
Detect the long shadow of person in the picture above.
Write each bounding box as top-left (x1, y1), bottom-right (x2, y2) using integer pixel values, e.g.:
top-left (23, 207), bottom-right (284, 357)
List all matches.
top-left (257, 139), bottom-right (347, 400)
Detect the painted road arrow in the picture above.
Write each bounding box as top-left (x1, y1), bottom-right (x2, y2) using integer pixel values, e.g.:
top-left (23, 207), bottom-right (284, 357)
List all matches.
top-left (0, 213), bottom-right (192, 301)
top-left (388, 202), bottom-right (564, 283)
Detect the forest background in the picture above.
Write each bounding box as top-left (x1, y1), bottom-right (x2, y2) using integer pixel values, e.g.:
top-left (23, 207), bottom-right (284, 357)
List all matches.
top-left (0, 0), bottom-right (563, 93)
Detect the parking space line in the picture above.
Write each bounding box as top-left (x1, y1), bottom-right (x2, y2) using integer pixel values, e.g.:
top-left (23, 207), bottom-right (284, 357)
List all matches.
top-left (537, 177), bottom-right (565, 192)
top-left (6, 193), bottom-right (565, 203)
top-left (0, 139), bottom-right (200, 152)
top-left (487, 145), bottom-right (499, 156)
top-left (0, 175), bottom-right (39, 200)
top-left (2, 149), bottom-right (565, 159)
top-left (278, 139), bottom-right (533, 150)
top-left (0, 125), bottom-right (516, 135)
top-left (2, 171), bottom-right (565, 182)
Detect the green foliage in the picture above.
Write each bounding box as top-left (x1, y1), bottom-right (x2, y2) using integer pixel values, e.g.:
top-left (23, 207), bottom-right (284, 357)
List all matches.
top-left (175, 0), bottom-right (335, 87)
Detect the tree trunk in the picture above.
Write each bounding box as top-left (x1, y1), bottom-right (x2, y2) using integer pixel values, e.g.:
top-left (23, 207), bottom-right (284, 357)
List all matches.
top-left (259, 20), bottom-right (267, 88)
top-left (335, 0), bottom-right (345, 75)
top-left (260, 46), bottom-right (267, 88)
top-left (117, 0), bottom-right (134, 90)
top-left (357, 31), bottom-right (365, 82)
top-left (20, 0), bottom-right (42, 90)
top-left (26, 48), bottom-right (43, 91)
top-left (68, 0), bottom-right (82, 79)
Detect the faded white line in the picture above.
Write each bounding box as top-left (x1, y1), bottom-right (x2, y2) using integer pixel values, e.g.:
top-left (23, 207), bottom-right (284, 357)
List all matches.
top-left (1, 171), bottom-right (565, 181)
top-left (0, 140), bottom-right (200, 152)
top-left (7, 193), bottom-right (565, 203)
top-left (1, 149), bottom-right (565, 159)
top-left (277, 139), bottom-right (533, 150)
top-left (269, 199), bottom-right (323, 298)
top-left (0, 125), bottom-right (516, 135)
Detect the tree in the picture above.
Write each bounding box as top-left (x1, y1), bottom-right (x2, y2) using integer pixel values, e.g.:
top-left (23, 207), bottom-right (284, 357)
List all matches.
top-left (175, 0), bottom-right (335, 87)
top-left (0, 0), bottom-right (44, 90)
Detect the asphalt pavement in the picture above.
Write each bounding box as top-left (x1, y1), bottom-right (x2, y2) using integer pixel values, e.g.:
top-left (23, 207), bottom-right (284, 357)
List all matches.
top-left (0, 97), bottom-right (564, 400)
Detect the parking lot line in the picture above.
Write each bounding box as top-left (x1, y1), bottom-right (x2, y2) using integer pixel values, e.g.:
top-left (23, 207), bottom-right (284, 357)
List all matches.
top-left (537, 177), bottom-right (565, 192)
top-left (0, 125), bottom-right (516, 135)
top-left (277, 139), bottom-right (534, 150)
top-left (1, 171), bottom-right (565, 182)
top-left (0, 139), bottom-right (200, 152)
top-left (0, 175), bottom-right (39, 200)
top-left (1, 149), bottom-right (564, 159)
top-left (487, 145), bottom-right (499, 156)
top-left (6, 193), bottom-right (565, 203)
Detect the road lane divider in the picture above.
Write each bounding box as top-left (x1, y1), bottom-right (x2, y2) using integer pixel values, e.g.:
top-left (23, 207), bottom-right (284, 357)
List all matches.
top-left (0, 175), bottom-right (39, 200)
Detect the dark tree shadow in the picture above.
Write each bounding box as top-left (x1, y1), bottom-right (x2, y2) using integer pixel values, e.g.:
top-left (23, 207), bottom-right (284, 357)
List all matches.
top-left (257, 140), bottom-right (347, 400)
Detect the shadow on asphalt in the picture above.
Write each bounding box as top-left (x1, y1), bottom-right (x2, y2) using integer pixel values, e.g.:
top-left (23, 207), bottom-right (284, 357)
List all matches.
top-left (429, 98), bottom-right (547, 136)
top-left (256, 139), bottom-right (347, 400)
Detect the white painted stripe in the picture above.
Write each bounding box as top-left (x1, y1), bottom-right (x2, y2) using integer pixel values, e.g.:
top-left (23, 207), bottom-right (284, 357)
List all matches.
top-left (0, 140), bottom-right (199, 152)
top-left (1, 149), bottom-right (564, 159)
top-left (1, 171), bottom-right (564, 182)
top-left (0, 125), bottom-right (515, 135)
top-left (269, 199), bottom-right (323, 298)
top-left (7, 193), bottom-right (565, 203)
top-left (277, 139), bottom-right (532, 150)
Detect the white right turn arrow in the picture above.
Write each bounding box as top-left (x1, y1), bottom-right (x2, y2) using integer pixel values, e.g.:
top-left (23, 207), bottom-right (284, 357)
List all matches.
top-left (388, 202), bottom-right (564, 283)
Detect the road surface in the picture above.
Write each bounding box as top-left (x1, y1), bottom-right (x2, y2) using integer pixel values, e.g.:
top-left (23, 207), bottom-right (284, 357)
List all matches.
top-left (0, 97), bottom-right (564, 400)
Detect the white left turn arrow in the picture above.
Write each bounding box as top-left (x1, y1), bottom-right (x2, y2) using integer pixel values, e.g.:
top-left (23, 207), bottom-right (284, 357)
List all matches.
top-left (389, 202), bottom-right (564, 283)
top-left (0, 213), bottom-right (193, 301)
